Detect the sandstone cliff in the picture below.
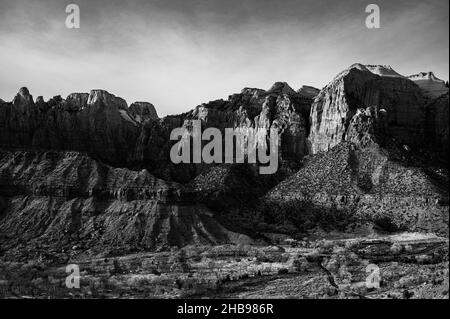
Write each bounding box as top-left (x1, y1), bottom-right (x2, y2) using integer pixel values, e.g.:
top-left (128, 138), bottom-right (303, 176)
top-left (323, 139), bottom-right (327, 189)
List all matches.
top-left (0, 89), bottom-right (153, 166)
top-left (308, 64), bottom-right (426, 154)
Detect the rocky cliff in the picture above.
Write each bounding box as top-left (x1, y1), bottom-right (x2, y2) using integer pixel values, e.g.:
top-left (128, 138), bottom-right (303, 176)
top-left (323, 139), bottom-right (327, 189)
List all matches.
top-left (132, 82), bottom-right (317, 181)
top-left (0, 88), bottom-right (150, 166)
top-left (308, 64), bottom-right (427, 154)
top-left (425, 92), bottom-right (449, 163)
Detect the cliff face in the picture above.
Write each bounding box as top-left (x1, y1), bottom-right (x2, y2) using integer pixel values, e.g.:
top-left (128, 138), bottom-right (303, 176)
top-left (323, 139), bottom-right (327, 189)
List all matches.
top-left (0, 89), bottom-right (146, 166)
top-left (425, 92), bottom-right (449, 163)
top-left (132, 82), bottom-right (317, 181)
top-left (0, 84), bottom-right (316, 182)
top-left (308, 64), bottom-right (426, 154)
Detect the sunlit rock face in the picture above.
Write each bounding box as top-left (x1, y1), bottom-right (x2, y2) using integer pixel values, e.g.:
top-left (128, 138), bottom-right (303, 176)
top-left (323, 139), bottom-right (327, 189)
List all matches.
top-left (308, 64), bottom-right (426, 154)
top-left (132, 82), bottom-right (318, 181)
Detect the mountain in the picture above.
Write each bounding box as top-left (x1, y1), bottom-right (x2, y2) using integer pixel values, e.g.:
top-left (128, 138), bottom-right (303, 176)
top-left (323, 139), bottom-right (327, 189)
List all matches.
top-left (408, 72), bottom-right (449, 99)
top-left (132, 82), bottom-right (318, 181)
top-left (0, 89), bottom-right (152, 166)
top-left (261, 139), bottom-right (448, 236)
top-left (0, 63), bottom-right (448, 259)
top-left (308, 64), bottom-right (427, 154)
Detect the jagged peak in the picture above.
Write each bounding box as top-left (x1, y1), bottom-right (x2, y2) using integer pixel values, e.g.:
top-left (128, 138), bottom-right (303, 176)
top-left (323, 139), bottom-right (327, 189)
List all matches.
top-left (267, 82), bottom-right (296, 95)
top-left (66, 93), bottom-right (89, 110)
top-left (18, 87), bottom-right (31, 97)
top-left (129, 101), bottom-right (159, 121)
top-left (12, 87), bottom-right (34, 106)
top-left (240, 87), bottom-right (266, 95)
top-left (35, 96), bottom-right (45, 104)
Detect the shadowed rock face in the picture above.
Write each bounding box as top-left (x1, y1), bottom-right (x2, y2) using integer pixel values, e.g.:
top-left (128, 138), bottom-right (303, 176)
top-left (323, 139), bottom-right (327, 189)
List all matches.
top-left (308, 64), bottom-right (426, 154)
top-left (129, 102), bottom-right (159, 123)
top-left (0, 150), bottom-right (252, 258)
top-left (0, 89), bottom-right (142, 166)
top-left (262, 141), bottom-right (449, 236)
top-left (425, 92), bottom-right (449, 163)
top-left (408, 72), bottom-right (449, 99)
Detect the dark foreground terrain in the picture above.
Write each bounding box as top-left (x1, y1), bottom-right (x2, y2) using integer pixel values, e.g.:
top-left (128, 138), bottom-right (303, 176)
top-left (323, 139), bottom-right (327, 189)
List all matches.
top-left (0, 233), bottom-right (447, 299)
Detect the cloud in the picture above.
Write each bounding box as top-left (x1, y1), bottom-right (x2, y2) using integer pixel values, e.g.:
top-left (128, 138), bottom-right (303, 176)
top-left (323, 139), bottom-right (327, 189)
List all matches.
top-left (0, 0), bottom-right (448, 115)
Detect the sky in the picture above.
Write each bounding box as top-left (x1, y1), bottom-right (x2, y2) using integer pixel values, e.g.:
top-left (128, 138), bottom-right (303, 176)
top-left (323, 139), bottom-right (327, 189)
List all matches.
top-left (0, 0), bottom-right (448, 116)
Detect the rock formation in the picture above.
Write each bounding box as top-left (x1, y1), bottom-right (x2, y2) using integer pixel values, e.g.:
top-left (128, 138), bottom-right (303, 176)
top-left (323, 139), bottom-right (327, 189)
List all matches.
top-left (262, 141), bottom-right (449, 236)
top-left (308, 64), bottom-right (426, 154)
top-left (0, 150), bottom-right (251, 260)
top-left (129, 102), bottom-right (159, 123)
top-left (408, 72), bottom-right (449, 99)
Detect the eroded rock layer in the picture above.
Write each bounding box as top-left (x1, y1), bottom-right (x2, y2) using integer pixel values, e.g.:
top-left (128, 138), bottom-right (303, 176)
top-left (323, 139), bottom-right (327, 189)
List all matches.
top-left (0, 150), bottom-right (251, 260)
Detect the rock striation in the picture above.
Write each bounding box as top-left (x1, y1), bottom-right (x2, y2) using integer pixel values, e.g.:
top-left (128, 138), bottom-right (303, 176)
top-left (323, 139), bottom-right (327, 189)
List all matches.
top-left (0, 150), bottom-right (251, 259)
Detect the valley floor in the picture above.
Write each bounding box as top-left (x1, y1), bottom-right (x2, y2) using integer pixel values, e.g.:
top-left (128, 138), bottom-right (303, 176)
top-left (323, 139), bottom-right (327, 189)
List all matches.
top-left (0, 232), bottom-right (448, 299)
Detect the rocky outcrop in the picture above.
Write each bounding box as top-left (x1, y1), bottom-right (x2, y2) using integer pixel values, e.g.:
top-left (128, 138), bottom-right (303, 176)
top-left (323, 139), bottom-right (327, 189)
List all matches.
top-left (345, 107), bottom-right (388, 148)
top-left (308, 64), bottom-right (426, 154)
top-left (129, 102), bottom-right (159, 123)
top-left (408, 72), bottom-right (448, 99)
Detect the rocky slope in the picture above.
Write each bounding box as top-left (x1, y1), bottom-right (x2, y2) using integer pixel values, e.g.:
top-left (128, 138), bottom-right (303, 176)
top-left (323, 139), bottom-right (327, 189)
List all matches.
top-left (260, 100), bottom-right (448, 236)
top-left (0, 150), bottom-right (251, 261)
